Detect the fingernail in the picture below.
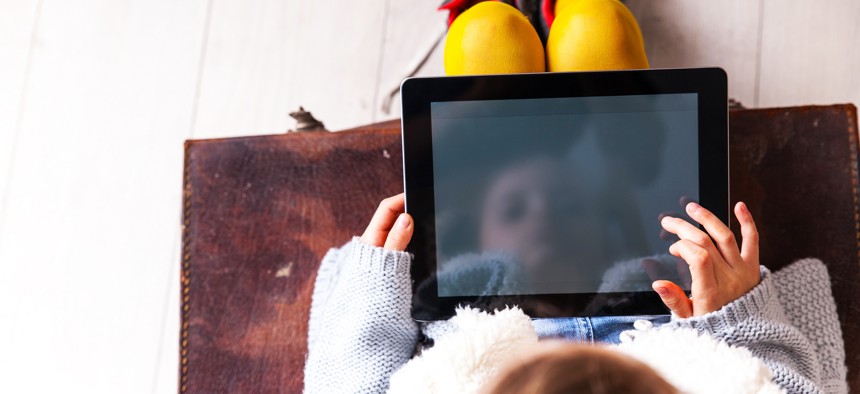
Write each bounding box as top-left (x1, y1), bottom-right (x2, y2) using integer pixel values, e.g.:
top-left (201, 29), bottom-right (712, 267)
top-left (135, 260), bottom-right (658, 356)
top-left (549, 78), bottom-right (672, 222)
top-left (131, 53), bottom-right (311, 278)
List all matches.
top-left (660, 216), bottom-right (671, 226)
top-left (654, 286), bottom-right (668, 296)
top-left (396, 214), bottom-right (410, 229)
top-left (686, 202), bottom-right (701, 214)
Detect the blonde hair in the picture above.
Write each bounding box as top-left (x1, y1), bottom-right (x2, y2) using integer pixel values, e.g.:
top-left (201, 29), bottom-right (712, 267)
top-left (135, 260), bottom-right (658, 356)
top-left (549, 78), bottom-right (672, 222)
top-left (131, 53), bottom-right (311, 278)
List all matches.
top-left (483, 342), bottom-right (678, 394)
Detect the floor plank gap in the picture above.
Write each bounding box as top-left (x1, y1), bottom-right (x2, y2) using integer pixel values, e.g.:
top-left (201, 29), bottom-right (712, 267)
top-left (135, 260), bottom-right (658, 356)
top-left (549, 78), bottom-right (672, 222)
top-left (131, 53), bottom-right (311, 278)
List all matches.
top-left (189, 0), bottom-right (216, 139)
top-left (753, 0), bottom-right (766, 107)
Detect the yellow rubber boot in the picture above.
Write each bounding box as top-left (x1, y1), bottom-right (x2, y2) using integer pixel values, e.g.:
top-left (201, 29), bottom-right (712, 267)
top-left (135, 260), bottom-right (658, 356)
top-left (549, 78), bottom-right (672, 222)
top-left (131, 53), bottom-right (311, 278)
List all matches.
top-left (444, 1), bottom-right (546, 75)
top-left (546, 0), bottom-right (649, 72)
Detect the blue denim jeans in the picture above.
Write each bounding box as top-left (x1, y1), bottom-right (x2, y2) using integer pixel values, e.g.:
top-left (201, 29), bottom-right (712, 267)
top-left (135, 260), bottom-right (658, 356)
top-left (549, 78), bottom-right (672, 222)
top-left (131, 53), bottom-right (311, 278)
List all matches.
top-left (531, 315), bottom-right (671, 344)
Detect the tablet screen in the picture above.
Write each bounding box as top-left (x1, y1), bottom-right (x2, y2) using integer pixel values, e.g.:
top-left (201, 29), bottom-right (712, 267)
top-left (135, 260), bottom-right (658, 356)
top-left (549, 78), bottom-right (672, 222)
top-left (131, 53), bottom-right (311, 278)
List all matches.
top-left (429, 93), bottom-right (698, 297)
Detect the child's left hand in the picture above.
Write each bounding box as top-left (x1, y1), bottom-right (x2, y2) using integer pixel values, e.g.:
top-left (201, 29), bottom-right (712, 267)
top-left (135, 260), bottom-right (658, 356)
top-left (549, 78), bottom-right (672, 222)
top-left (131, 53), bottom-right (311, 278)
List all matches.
top-left (653, 201), bottom-right (760, 318)
top-left (359, 193), bottom-right (414, 251)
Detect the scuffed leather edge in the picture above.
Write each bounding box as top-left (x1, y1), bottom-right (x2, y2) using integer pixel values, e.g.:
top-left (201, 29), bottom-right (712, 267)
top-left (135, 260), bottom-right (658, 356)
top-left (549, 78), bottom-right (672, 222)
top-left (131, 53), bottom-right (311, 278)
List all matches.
top-left (840, 104), bottom-right (860, 392)
top-left (844, 105), bottom-right (860, 274)
top-left (180, 140), bottom-right (193, 393)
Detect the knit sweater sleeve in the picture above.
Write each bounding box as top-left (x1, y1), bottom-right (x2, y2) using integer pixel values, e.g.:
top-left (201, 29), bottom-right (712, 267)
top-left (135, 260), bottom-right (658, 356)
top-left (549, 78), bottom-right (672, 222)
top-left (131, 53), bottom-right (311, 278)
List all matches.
top-left (663, 260), bottom-right (847, 394)
top-left (304, 237), bottom-right (419, 394)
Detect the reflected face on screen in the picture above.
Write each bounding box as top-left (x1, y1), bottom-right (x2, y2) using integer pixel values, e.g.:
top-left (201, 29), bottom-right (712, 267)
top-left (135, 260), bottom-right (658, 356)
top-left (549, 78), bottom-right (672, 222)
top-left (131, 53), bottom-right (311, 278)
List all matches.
top-left (430, 93), bottom-right (700, 296)
top-left (479, 157), bottom-right (605, 279)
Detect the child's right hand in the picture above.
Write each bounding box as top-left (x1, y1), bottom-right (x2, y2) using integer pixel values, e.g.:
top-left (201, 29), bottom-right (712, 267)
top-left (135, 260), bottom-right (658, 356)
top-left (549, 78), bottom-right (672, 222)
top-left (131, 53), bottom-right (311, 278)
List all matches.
top-left (653, 201), bottom-right (761, 318)
top-left (359, 193), bottom-right (414, 251)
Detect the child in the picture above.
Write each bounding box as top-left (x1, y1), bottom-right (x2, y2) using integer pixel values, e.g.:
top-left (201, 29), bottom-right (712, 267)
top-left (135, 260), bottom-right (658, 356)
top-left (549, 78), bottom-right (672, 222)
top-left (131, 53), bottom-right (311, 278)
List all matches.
top-left (304, 194), bottom-right (846, 393)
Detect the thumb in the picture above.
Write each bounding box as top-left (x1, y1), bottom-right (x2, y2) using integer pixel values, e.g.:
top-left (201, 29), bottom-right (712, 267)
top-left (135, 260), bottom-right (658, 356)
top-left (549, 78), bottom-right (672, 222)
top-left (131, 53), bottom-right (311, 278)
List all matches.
top-left (652, 280), bottom-right (693, 318)
top-left (383, 213), bottom-right (413, 251)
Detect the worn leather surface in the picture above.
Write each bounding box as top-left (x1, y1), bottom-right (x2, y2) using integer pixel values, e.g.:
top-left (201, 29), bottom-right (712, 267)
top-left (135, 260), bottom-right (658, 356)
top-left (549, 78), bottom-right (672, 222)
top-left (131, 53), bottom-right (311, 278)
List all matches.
top-left (728, 105), bottom-right (859, 388)
top-left (182, 106), bottom-right (859, 393)
top-left (181, 121), bottom-right (404, 393)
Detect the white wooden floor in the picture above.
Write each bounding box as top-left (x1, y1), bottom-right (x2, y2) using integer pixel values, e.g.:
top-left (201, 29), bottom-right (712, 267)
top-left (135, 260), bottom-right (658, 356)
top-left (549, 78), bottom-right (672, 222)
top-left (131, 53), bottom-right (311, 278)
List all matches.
top-left (0, 1), bottom-right (857, 393)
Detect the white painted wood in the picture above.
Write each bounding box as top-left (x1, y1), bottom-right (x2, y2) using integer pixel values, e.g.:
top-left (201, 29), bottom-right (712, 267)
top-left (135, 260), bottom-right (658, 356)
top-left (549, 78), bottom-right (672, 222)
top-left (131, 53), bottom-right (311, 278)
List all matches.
top-left (626, 0), bottom-right (762, 107)
top-left (758, 0), bottom-right (860, 108)
top-left (373, 0), bottom-right (447, 123)
top-left (152, 236), bottom-right (182, 394)
top-left (0, 0), bottom-right (208, 392)
top-left (190, 0), bottom-right (303, 137)
top-left (192, 0), bottom-right (388, 137)
top-left (0, 0), bottom-right (41, 223)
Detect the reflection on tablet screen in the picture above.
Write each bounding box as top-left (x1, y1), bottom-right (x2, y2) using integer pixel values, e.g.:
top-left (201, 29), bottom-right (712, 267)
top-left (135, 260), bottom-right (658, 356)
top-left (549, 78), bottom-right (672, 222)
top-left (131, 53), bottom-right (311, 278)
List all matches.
top-left (430, 94), bottom-right (698, 297)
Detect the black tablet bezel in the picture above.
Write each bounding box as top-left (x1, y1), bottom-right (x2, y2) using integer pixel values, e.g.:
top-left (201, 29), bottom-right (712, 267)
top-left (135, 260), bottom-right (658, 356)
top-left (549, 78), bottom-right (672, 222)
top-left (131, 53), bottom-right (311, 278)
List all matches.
top-left (401, 68), bottom-right (728, 322)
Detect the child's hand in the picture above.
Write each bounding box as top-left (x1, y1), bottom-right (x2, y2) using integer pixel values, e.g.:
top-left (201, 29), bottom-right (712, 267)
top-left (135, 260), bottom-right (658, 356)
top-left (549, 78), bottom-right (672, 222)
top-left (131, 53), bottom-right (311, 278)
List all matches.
top-left (359, 193), bottom-right (414, 251)
top-left (652, 201), bottom-right (760, 318)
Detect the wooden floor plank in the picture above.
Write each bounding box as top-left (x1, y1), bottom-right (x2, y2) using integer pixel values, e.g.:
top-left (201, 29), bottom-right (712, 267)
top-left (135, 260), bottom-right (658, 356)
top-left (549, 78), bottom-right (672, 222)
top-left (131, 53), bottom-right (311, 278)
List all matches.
top-left (627, 0), bottom-right (762, 106)
top-left (0, 0), bottom-right (208, 392)
top-left (152, 233), bottom-right (183, 394)
top-left (0, 0), bottom-right (41, 224)
top-left (757, 0), bottom-right (860, 108)
top-left (372, 0), bottom-right (447, 123)
top-left (192, 0), bottom-right (388, 137)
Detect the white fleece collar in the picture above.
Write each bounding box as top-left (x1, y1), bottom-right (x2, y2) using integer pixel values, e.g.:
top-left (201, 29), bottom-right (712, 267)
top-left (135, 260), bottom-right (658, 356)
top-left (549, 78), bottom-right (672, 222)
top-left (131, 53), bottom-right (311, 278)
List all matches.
top-left (388, 307), bottom-right (783, 394)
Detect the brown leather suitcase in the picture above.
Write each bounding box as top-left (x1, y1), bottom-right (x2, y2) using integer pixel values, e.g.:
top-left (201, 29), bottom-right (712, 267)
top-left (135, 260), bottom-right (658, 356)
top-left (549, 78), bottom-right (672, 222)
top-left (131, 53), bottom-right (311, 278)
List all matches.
top-left (180, 105), bottom-right (859, 393)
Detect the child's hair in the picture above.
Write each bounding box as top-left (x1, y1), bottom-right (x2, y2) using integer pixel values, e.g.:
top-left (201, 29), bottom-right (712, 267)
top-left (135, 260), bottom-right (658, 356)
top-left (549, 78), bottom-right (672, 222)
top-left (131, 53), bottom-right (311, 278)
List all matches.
top-left (483, 342), bottom-right (678, 394)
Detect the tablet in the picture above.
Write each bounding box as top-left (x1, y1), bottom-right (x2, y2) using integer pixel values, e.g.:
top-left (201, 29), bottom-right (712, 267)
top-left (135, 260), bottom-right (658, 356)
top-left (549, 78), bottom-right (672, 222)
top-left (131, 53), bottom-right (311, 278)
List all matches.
top-left (401, 68), bottom-right (728, 321)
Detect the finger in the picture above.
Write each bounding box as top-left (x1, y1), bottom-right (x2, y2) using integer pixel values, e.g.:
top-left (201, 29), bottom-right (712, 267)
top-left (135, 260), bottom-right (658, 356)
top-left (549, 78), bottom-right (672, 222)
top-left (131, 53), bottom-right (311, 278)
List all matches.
top-left (734, 201), bottom-right (759, 265)
top-left (652, 280), bottom-right (693, 318)
top-left (383, 213), bottom-right (414, 251)
top-left (661, 216), bottom-right (716, 252)
top-left (685, 202), bottom-right (742, 268)
top-left (676, 258), bottom-right (693, 289)
top-left (640, 258), bottom-right (672, 281)
top-left (669, 239), bottom-right (717, 292)
top-left (657, 211), bottom-right (684, 242)
top-left (361, 194), bottom-right (405, 247)
top-left (658, 211), bottom-right (685, 222)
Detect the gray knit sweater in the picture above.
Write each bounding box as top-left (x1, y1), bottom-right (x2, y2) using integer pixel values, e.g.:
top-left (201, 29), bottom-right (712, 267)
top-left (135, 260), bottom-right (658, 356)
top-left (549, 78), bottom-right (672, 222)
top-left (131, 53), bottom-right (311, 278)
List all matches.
top-left (304, 238), bottom-right (847, 393)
